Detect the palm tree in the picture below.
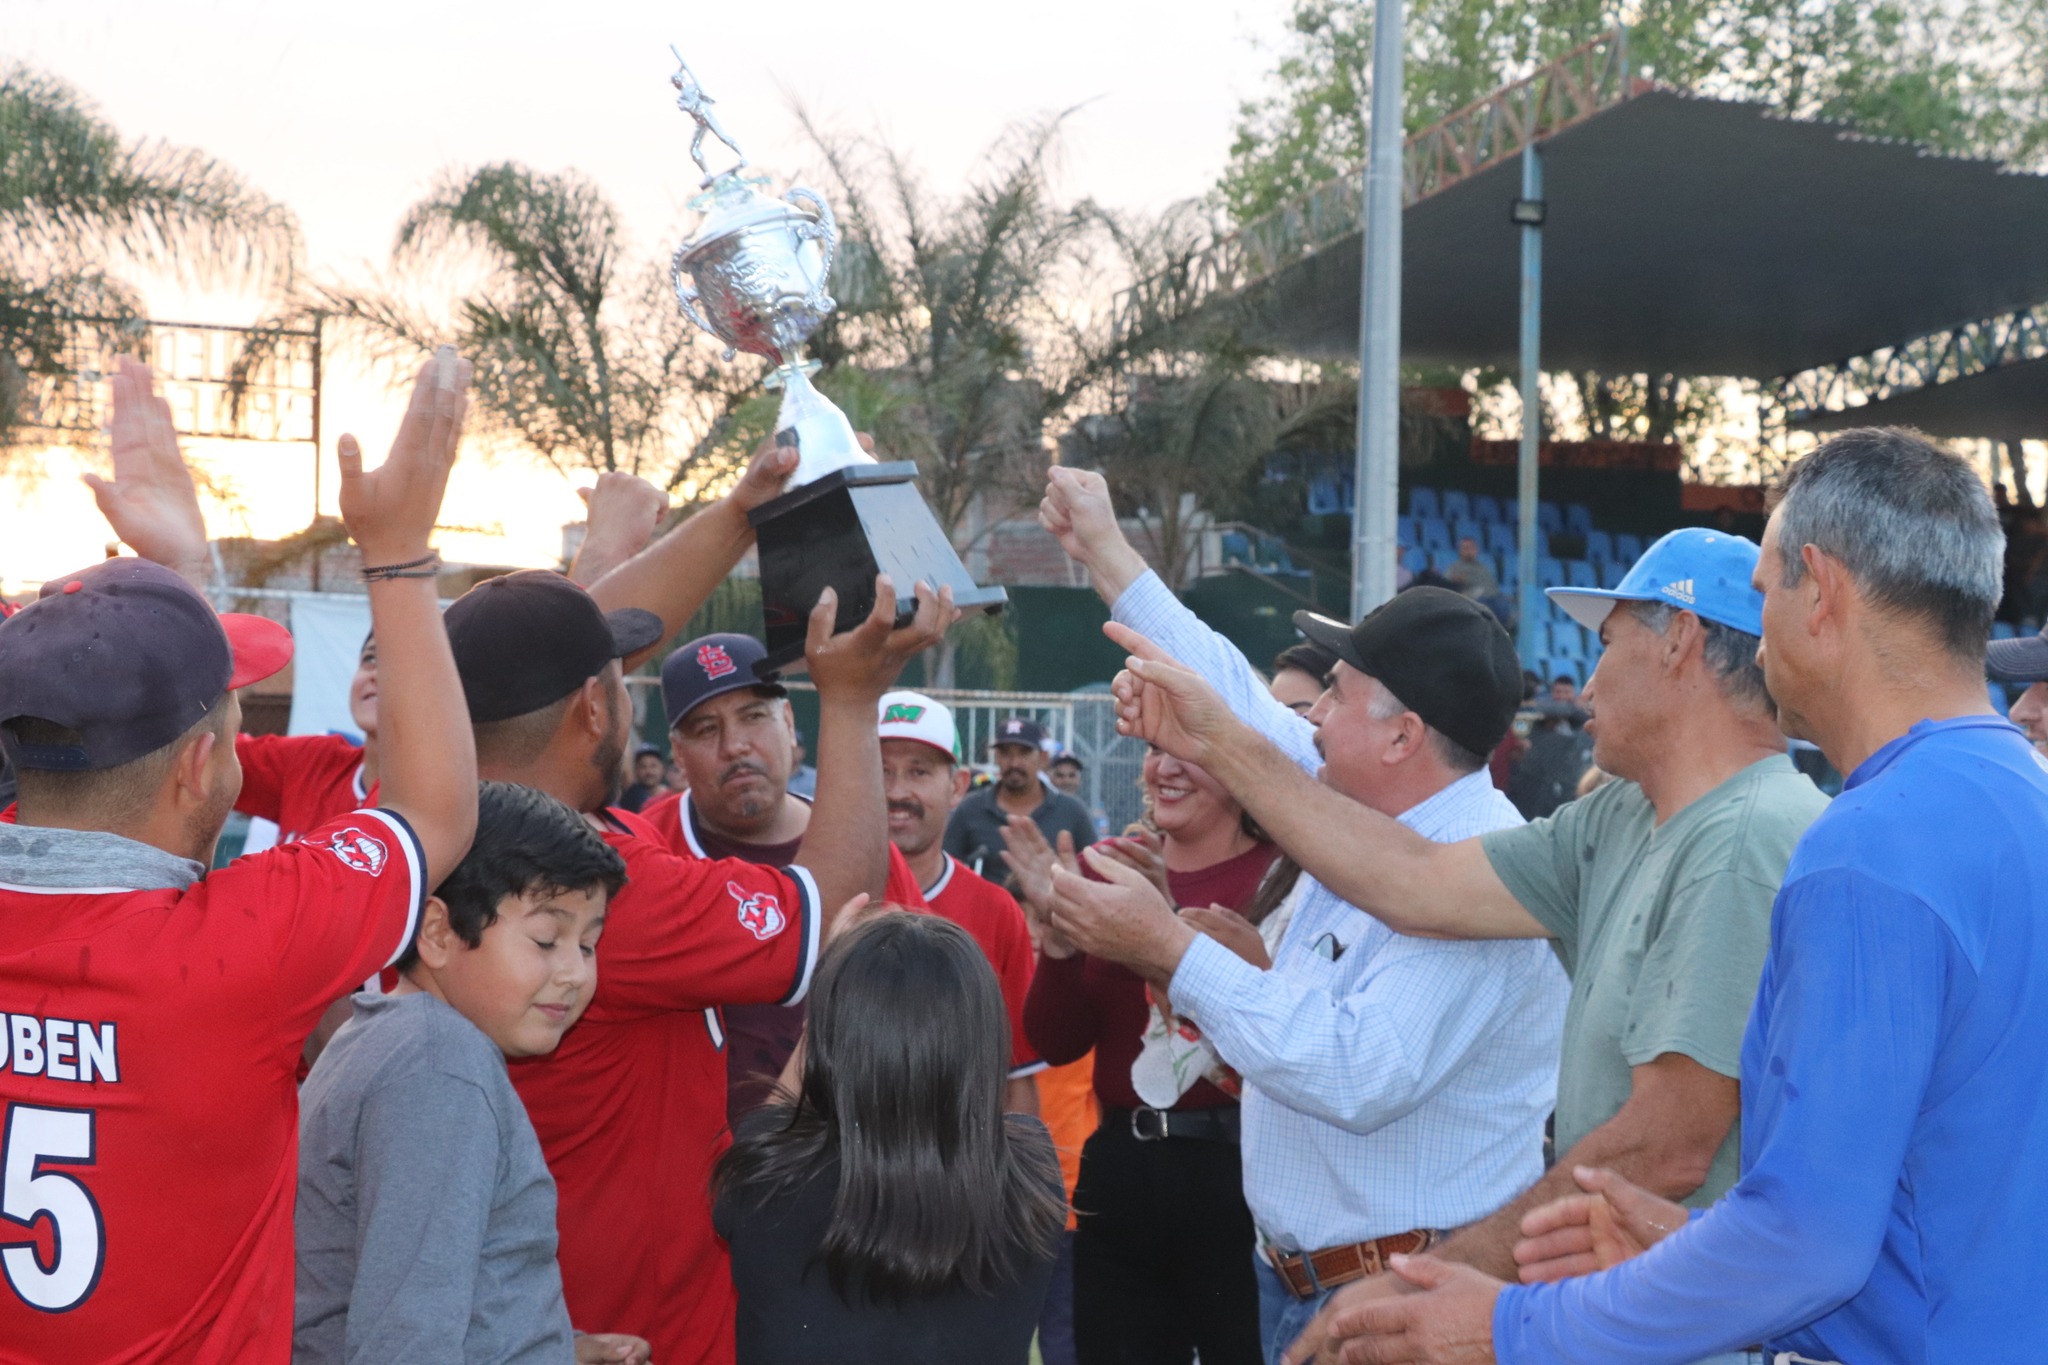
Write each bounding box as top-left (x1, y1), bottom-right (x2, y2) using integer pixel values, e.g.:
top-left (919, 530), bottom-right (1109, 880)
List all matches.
top-left (1, 63), bottom-right (298, 456)
top-left (305, 163), bottom-right (756, 494)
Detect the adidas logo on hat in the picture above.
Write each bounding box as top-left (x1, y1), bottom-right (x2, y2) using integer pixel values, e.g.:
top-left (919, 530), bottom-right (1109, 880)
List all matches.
top-left (1663, 578), bottom-right (1696, 605)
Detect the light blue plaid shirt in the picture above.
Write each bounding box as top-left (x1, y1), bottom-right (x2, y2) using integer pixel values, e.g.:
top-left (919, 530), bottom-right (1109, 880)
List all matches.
top-left (1117, 572), bottom-right (1569, 1253)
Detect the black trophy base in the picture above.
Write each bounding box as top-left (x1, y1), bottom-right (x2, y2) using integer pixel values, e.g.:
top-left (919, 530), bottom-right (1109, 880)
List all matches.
top-left (748, 461), bottom-right (1009, 675)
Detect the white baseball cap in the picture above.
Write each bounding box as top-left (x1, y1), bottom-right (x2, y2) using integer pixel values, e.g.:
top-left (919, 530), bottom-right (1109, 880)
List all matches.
top-left (877, 689), bottom-right (961, 763)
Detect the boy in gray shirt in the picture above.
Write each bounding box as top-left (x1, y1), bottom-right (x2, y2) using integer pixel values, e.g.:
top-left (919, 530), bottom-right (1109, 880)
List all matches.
top-left (295, 782), bottom-right (646, 1365)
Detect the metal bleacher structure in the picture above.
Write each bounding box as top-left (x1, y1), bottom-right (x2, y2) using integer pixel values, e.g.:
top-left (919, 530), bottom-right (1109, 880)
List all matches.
top-left (1394, 489), bottom-right (1640, 687)
top-left (1113, 28), bottom-right (2048, 680)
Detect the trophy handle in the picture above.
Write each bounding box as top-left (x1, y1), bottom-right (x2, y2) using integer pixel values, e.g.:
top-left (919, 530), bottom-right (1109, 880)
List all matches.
top-left (670, 246), bottom-right (736, 360)
top-left (784, 186), bottom-right (838, 317)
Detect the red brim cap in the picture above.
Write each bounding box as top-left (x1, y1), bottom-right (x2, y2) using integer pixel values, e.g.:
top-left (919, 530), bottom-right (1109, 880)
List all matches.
top-left (221, 613), bottom-right (295, 689)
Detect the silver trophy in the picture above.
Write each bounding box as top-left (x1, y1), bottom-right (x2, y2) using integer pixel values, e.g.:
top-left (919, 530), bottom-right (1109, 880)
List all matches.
top-left (667, 51), bottom-right (1005, 672)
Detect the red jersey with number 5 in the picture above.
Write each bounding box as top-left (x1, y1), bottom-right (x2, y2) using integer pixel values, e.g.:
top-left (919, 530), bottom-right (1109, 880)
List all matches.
top-left (0, 810), bottom-right (423, 1363)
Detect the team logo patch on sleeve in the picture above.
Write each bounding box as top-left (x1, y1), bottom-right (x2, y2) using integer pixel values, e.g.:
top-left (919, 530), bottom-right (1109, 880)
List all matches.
top-left (326, 827), bottom-right (389, 876)
top-left (697, 643), bottom-right (738, 680)
top-left (727, 880), bottom-right (788, 940)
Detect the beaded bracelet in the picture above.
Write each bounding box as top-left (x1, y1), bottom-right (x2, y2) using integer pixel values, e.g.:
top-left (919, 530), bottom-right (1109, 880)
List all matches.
top-left (360, 552), bottom-right (442, 583)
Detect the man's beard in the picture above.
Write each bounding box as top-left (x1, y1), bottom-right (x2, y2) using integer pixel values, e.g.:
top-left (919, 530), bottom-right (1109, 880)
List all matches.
top-left (999, 768), bottom-right (1032, 793)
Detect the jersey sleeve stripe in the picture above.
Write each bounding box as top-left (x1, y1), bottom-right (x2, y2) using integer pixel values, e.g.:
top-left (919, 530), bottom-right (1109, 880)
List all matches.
top-left (355, 807), bottom-right (428, 968)
top-left (779, 864), bottom-right (825, 1006)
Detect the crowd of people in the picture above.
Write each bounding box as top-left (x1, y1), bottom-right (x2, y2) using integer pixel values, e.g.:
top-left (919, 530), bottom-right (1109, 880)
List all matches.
top-left (2, 348), bottom-right (2046, 1365)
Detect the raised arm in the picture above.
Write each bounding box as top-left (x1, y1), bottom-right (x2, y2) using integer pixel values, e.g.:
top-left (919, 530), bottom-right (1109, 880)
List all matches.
top-left (582, 439), bottom-right (799, 665)
top-left (793, 575), bottom-right (958, 928)
top-left (92, 359), bottom-right (214, 591)
top-left (1105, 625), bottom-right (1543, 941)
top-left (337, 349), bottom-right (479, 887)
top-left (569, 471), bottom-right (668, 588)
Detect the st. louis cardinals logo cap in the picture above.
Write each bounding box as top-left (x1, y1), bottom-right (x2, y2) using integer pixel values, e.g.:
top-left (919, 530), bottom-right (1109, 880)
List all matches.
top-left (0, 558), bottom-right (293, 771)
top-left (445, 570), bottom-right (664, 723)
top-left (661, 632), bottom-right (785, 729)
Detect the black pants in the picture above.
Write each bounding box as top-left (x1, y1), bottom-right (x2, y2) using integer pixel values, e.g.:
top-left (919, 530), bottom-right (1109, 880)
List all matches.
top-left (1071, 1116), bottom-right (1262, 1365)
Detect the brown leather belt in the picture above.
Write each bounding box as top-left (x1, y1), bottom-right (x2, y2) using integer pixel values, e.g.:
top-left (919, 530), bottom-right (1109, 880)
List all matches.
top-left (1267, 1230), bottom-right (1436, 1299)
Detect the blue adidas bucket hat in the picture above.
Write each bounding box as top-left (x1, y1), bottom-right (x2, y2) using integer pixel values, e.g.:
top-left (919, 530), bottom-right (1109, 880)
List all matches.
top-left (1548, 527), bottom-right (1764, 637)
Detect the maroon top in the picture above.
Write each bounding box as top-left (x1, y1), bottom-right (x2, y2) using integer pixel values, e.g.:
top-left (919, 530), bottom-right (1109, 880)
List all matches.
top-left (1023, 840), bottom-right (1279, 1111)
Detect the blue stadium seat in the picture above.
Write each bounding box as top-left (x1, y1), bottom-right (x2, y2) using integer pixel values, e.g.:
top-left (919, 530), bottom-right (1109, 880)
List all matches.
top-left (1473, 494), bottom-right (1503, 524)
top-left (1584, 529), bottom-right (1615, 564)
top-left (1614, 533), bottom-right (1645, 563)
top-left (1429, 549), bottom-right (1461, 574)
top-left (1538, 502), bottom-right (1564, 534)
top-left (1486, 523), bottom-right (1517, 560)
top-left (1397, 516), bottom-right (1419, 549)
top-left (1503, 499), bottom-right (1520, 527)
top-left (1409, 487), bottom-right (1441, 520)
top-left (1992, 621), bottom-right (2018, 641)
top-left (1419, 518), bottom-right (1453, 552)
top-left (1599, 561), bottom-right (1628, 590)
top-left (1401, 546), bottom-right (1428, 575)
top-left (1441, 490), bottom-right (1472, 523)
top-left (1307, 476), bottom-right (1344, 517)
top-left (1566, 559), bottom-right (1599, 589)
top-left (1565, 503), bottom-right (1594, 536)
top-left (1545, 657), bottom-right (1583, 687)
top-left (1551, 624), bottom-right (1586, 658)
top-left (1537, 557), bottom-right (1566, 590)
top-left (1221, 530), bottom-right (1253, 565)
top-left (1991, 680), bottom-right (2013, 715)
top-left (1453, 518), bottom-right (1484, 547)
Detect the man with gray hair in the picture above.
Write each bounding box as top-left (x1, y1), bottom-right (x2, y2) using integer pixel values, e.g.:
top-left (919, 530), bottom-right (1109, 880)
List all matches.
top-left (1293, 427), bottom-right (2048, 1364)
top-left (1107, 523), bottom-right (1828, 1364)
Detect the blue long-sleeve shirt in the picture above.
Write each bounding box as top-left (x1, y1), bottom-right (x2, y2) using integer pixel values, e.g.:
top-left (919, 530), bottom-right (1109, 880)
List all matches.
top-left (1495, 716), bottom-right (2048, 1363)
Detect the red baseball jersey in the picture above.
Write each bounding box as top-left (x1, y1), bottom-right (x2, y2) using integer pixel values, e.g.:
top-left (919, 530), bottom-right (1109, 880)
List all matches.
top-left (509, 811), bottom-right (821, 1365)
top-left (922, 854), bottom-right (1042, 1078)
top-left (234, 733), bottom-right (374, 845)
top-left (642, 790), bottom-right (930, 910)
top-left (0, 809), bottom-right (424, 1363)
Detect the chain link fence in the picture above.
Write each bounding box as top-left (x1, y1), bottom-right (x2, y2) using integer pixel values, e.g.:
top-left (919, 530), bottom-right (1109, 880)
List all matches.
top-left (625, 678), bottom-right (1151, 837)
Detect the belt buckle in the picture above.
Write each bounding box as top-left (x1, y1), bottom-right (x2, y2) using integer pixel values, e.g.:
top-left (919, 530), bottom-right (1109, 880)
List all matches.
top-left (1130, 1106), bottom-right (1169, 1141)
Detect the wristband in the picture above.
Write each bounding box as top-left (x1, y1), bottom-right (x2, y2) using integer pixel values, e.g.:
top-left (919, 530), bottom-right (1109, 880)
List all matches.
top-left (360, 552), bottom-right (441, 583)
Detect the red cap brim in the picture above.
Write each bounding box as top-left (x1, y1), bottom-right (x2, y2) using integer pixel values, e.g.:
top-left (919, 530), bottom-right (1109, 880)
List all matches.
top-left (221, 613), bottom-right (295, 689)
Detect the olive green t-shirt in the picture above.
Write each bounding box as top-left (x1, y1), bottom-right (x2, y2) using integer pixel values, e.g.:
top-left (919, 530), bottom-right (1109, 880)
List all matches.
top-left (1480, 754), bottom-right (1827, 1206)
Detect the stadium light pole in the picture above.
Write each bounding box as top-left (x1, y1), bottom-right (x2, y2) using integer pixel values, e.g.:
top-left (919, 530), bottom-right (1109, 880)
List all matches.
top-left (1350, 0), bottom-right (1404, 621)
top-left (1513, 141), bottom-right (1546, 665)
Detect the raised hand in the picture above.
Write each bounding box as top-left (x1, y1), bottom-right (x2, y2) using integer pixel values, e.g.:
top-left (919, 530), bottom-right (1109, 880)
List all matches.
top-left (570, 471), bottom-right (668, 587)
top-left (1041, 465), bottom-right (1149, 598)
top-left (1091, 826), bottom-right (1173, 907)
top-left (802, 574), bottom-right (958, 704)
top-left (87, 358), bottom-right (210, 586)
top-left (1046, 843), bottom-right (1193, 982)
top-left (1513, 1165), bottom-right (1687, 1284)
top-left (338, 346), bottom-right (472, 565)
top-left (1000, 818), bottom-right (1081, 958)
top-left (1103, 621), bottom-right (1242, 766)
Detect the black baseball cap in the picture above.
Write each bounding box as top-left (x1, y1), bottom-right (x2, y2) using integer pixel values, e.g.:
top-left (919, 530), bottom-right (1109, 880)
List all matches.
top-left (990, 716), bottom-right (1047, 750)
top-left (445, 570), bottom-right (663, 723)
top-left (1292, 586), bottom-right (1523, 759)
top-left (1988, 623), bottom-right (2048, 684)
top-left (0, 558), bottom-right (294, 771)
top-left (661, 632), bottom-right (786, 727)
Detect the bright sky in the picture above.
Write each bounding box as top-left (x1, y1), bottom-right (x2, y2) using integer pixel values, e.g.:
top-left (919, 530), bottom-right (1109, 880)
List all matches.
top-left (2, 0), bottom-right (1287, 590)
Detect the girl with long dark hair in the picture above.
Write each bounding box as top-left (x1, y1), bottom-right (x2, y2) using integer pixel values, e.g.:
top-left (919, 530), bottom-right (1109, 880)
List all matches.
top-left (713, 911), bottom-right (1067, 1365)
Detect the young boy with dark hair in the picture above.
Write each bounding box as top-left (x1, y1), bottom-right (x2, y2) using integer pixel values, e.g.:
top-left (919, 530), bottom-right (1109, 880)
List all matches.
top-left (294, 781), bottom-right (649, 1365)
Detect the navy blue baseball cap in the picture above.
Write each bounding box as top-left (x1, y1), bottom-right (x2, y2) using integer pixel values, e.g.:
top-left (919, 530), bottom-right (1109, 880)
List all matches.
top-left (0, 558), bottom-right (294, 771)
top-left (1548, 528), bottom-right (1764, 637)
top-left (662, 632), bottom-right (785, 727)
top-left (446, 570), bottom-right (663, 724)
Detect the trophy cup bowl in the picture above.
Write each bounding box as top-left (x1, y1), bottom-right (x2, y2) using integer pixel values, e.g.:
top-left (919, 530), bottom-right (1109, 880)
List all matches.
top-left (667, 54), bottom-right (1006, 675)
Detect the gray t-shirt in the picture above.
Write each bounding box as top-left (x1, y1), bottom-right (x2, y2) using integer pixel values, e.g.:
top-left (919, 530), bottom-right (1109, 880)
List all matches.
top-left (944, 784), bottom-right (1096, 890)
top-left (1481, 754), bottom-right (1827, 1205)
top-left (295, 991), bottom-right (575, 1364)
